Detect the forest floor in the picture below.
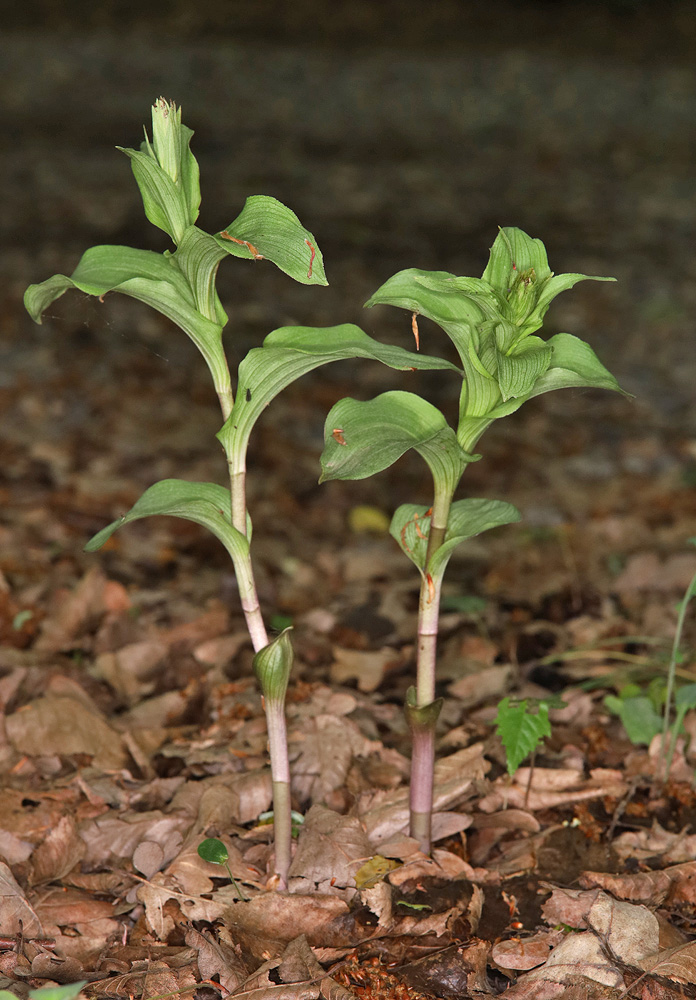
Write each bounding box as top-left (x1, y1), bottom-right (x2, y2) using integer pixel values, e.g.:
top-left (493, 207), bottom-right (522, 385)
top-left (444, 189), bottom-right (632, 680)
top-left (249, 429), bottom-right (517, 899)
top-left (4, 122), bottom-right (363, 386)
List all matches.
top-left (4, 3), bottom-right (696, 998)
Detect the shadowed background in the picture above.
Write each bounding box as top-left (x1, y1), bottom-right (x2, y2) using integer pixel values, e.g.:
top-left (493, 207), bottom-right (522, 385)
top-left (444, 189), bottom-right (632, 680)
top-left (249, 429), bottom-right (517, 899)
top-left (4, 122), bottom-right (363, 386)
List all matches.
top-left (3, 0), bottom-right (696, 579)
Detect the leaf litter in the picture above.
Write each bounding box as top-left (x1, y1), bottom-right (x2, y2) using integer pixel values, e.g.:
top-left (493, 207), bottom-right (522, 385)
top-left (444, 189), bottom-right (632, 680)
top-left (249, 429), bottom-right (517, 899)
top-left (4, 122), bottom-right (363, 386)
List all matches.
top-left (5, 254), bottom-right (696, 999)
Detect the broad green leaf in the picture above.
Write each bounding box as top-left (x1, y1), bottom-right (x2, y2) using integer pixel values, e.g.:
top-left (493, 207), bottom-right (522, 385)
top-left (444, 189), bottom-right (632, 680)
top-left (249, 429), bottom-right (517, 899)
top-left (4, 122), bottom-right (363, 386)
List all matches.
top-left (531, 272), bottom-right (615, 327)
top-left (24, 245), bottom-right (229, 393)
top-left (85, 479), bottom-right (251, 567)
top-left (528, 333), bottom-right (628, 397)
top-left (390, 498), bottom-right (520, 573)
top-left (495, 697), bottom-right (552, 775)
top-left (365, 268), bottom-right (499, 365)
top-left (319, 391), bottom-right (474, 487)
top-left (218, 324), bottom-right (460, 459)
top-left (198, 837), bottom-right (229, 865)
top-left (604, 694), bottom-right (662, 746)
top-left (497, 337), bottom-right (553, 401)
top-left (216, 195), bottom-right (327, 286)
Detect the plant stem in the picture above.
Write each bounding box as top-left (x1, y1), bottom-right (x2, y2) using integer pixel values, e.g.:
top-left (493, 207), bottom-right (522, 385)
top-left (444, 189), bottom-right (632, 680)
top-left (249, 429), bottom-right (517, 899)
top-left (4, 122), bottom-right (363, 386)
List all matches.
top-left (266, 700), bottom-right (292, 888)
top-left (409, 484), bottom-right (452, 852)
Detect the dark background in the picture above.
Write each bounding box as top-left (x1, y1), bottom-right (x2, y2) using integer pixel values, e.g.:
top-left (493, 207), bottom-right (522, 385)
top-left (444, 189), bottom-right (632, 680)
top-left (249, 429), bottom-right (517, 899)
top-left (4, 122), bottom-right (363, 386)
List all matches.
top-left (3, 0), bottom-right (696, 555)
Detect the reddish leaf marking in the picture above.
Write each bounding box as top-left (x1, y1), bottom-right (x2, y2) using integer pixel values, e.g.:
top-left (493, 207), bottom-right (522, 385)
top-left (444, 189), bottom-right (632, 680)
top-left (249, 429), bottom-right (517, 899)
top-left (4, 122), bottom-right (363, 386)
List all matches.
top-left (305, 238), bottom-right (316, 279)
top-left (219, 231), bottom-right (263, 259)
top-left (426, 572), bottom-right (435, 603)
top-left (400, 508), bottom-right (432, 551)
top-left (411, 312), bottom-right (420, 351)
top-left (332, 428), bottom-right (346, 445)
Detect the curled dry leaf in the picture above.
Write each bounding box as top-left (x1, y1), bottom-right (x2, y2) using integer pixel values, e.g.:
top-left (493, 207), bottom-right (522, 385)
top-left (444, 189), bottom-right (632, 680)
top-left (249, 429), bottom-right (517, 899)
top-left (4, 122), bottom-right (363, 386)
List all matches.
top-left (288, 804), bottom-right (372, 897)
top-left (612, 821), bottom-right (696, 864)
top-left (492, 928), bottom-right (565, 971)
top-left (521, 931), bottom-right (623, 988)
top-left (330, 646), bottom-right (405, 693)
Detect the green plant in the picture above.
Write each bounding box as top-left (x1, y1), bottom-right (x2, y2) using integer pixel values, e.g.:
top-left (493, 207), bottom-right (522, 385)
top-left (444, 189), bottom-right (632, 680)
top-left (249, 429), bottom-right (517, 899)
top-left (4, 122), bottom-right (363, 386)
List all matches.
top-left (605, 545), bottom-right (696, 780)
top-left (24, 99), bottom-right (450, 888)
top-left (0, 986), bottom-right (87, 1000)
top-left (495, 697), bottom-right (554, 776)
top-left (197, 837), bottom-right (248, 900)
top-left (319, 227), bottom-right (626, 852)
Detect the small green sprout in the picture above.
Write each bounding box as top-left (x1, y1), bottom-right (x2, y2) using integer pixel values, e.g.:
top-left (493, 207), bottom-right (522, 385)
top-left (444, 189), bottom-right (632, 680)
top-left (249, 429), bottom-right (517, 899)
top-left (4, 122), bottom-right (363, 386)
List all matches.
top-left (197, 837), bottom-right (248, 901)
top-left (495, 697), bottom-right (555, 776)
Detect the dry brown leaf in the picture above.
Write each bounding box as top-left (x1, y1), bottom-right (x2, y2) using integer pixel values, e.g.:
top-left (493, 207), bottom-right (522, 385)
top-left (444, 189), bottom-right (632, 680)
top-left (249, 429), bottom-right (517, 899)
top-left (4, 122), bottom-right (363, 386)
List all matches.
top-left (288, 804), bottom-right (372, 896)
top-left (36, 567), bottom-right (128, 651)
top-left (641, 939), bottom-right (696, 984)
top-left (0, 828), bottom-right (34, 865)
top-left (330, 647), bottom-right (405, 693)
top-left (223, 893), bottom-right (351, 949)
top-left (579, 868), bottom-right (674, 905)
top-left (399, 939), bottom-right (491, 999)
top-left (447, 664), bottom-right (513, 705)
top-left (361, 743), bottom-right (486, 844)
top-left (5, 695), bottom-right (127, 770)
top-left (29, 813), bottom-right (86, 884)
top-left (492, 928), bottom-right (565, 970)
top-left (133, 840), bottom-right (165, 879)
top-left (585, 892), bottom-right (659, 966)
top-left (80, 809), bottom-right (190, 865)
top-left (0, 860), bottom-right (42, 935)
top-left (184, 924), bottom-right (250, 992)
top-left (92, 639), bottom-right (168, 704)
top-left (521, 931), bottom-right (623, 988)
top-left (541, 886), bottom-right (602, 929)
top-left (290, 713), bottom-right (380, 804)
top-left (613, 822), bottom-right (696, 864)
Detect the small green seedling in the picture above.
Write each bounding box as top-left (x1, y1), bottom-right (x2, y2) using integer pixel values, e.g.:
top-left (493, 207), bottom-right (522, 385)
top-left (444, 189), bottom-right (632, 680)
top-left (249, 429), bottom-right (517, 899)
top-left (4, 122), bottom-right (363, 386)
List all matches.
top-left (197, 837), bottom-right (248, 900)
top-left (660, 539), bottom-right (696, 780)
top-left (320, 228), bottom-right (626, 851)
top-left (25, 99), bottom-right (446, 888)
top-left (495, 696), bottom-right (558, 776)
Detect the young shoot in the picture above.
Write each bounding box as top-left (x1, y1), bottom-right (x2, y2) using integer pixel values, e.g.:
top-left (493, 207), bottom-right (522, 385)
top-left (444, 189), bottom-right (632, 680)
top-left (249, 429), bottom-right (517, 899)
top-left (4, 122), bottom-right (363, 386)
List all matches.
top-left (320, 227), bottom-right (627, 853)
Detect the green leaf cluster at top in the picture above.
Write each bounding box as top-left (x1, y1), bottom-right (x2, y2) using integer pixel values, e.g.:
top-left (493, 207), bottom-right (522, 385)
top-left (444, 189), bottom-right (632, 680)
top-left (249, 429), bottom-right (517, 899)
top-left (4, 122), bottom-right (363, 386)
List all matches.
top-left (365, 227), bottom-right (628, 453)
top-left (24, 98), bottom-right (329, 414)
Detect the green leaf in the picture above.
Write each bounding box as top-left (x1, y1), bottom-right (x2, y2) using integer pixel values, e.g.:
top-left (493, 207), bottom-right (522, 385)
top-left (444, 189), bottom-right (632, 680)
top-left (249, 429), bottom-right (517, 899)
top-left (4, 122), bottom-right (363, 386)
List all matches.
top-left (495, 697), bottom-right (552, 775)
top-left (675, 683), bottom-right (696, 712)
top-left (253, 628), bottom-right (294, 705)
top-left (29, 985), bottom-right (87, 1000)
top-left (198, 837), bottom-right (229, 865)
top-left (319, 391), bottom-right (475, 488)
top-left (218, 324), bottom-right (459, 459)
top-left (117, 99), bottom-right (201, 244)
top-left (365, 268), bottom-right (501, 366)
top-left (529, 333), bottom-right (628, 397)
top-left (482, 228), bottom-right (552, 295)
top-left (604, 694), bottom-right (662, 746)
top-left (173, 226), bottom-right (228, 325)
top-left (390, 498), bottom-right (521, 573)
top-left (497, 337), bottom-right (553, 401)
top-left (216, 195), bottom-right (328, 286)
top-left (23, 244), bottom-right (229, 392)
top-left (85, 479), bottom-right (251, 567)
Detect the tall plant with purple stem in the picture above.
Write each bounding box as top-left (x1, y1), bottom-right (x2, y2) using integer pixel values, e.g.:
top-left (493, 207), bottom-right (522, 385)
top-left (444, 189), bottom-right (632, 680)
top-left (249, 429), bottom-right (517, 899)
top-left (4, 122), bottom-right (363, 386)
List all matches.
top-left (319, 228), bottom-right (627, 852)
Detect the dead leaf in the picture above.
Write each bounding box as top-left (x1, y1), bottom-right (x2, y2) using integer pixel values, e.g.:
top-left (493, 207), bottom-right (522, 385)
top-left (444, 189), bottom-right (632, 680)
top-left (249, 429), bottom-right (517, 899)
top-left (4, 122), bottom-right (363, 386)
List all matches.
top-left (521, 932), bottom-right (623, 988)
top-left (5, 695), bottom-right (127, 770)
top-left (330, 647), bottom-right (404, 693)
top-left (354, 855), bottom-right (401, 890)
top-left (0, 861), bottom-right (42, 935)
top-left (447, 664), bottom-right (513, 705)
top-left (29, 813), bottom-right (86, 884)
top-left (641, 939), bottom-right (696, 984)
top-left (184, 924), bottom-right (250, 992)
top-left (492, 928), bottom-right (565, 970)
top-left (92, 640), bottom-right (168, 704)
top-left (223, 893), bottom-right (352, 950)
top-left (288, 804), bottom-right (372, 896)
